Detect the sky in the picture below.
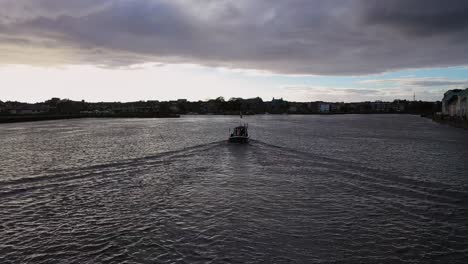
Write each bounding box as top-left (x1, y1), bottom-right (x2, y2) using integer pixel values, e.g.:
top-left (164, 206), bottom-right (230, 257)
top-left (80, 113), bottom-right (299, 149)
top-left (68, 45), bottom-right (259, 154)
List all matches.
top-left (1, 0), bottom-right (468, 103)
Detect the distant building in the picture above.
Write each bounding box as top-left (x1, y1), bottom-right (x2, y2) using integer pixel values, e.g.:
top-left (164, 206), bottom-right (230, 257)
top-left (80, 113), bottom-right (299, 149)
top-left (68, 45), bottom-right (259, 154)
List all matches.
top-left (392, 100), bottom-right (406, 112)
top-left (307, 102), bottom-right (318, 113)
top-left (319, 103), bottom-right (330, 113)
top-left (169, 104), bottom-right (179, 113)
top-left (371, 101), bottom-right (390, 112)
top-left (9, 104), bottom-right (50, 115)
top-left (330, 103), bottom-right (344, 112)
top-left (442, 88), bottom-right (468, 118)
top-left (267, 98), bottom-right (288, 114)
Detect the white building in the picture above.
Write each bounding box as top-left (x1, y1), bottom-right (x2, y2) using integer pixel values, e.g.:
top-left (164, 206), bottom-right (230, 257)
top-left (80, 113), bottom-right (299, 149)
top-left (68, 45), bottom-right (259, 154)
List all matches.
top-left (442, 88), bottom-right (468, 118)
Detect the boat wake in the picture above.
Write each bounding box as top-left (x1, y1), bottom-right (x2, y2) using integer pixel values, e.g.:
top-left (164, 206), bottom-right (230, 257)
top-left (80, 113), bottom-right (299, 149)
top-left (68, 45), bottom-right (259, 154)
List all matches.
top-left (1, 139), bottom-right (467, 263)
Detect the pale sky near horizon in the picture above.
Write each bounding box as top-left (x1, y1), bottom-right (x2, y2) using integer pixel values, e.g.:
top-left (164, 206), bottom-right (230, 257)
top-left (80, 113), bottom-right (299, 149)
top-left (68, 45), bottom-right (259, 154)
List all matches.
top-left (1, 0), bottom-right (468, 103)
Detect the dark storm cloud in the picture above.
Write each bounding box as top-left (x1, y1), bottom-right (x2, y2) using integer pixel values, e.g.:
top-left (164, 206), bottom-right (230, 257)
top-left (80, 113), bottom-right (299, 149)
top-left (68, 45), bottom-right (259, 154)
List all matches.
top-left (363, 0), bottom-right (468, 36)
top-left (1, 0), bottom-right (468, 74)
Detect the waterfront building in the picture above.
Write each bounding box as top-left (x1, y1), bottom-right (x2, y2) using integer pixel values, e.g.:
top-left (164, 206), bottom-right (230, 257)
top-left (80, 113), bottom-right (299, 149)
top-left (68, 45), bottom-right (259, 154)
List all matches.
top-left (319, 103), bottom-right (330, 113)
top-left (307, 102), bottom-right (319, 113)
top-left (267, 98), bottom-right (289, 114)
top-left (371, 101), bottom-right (390, 112)
top-left (330, 103), bottom-right (341, 112)
top-left (392, 100), bottom-right (406, 112)
top-left (442, 88), bottom-right (468, 118)
top-left (9, 104), bottom-right (50, 115)
top-left (288, 105), bottom-right (298, 113)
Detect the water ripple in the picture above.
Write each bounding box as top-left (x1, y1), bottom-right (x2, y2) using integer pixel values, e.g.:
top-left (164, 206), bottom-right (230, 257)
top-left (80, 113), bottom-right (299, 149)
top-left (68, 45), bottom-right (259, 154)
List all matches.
top-left (1, 116), bottom-right (467, 263)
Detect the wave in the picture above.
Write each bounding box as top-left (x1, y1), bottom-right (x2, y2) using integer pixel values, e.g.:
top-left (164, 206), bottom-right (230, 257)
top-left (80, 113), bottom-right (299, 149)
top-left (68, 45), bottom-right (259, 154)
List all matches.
top-left (0, 140), bottom-right (226, 198)
top-left (2, 138), bottom-right (467, 212)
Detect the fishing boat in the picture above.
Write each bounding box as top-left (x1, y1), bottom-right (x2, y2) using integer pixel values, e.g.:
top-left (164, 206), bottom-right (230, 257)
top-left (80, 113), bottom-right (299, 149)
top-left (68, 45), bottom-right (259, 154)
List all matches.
top-left (228, 123), bottom-right (249, 143)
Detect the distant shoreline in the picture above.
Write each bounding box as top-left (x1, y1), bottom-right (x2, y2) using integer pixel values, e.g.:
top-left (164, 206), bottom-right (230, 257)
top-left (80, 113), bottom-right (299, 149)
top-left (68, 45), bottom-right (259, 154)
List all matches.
top-left (430, 115), bottom-right (468, 130)
top-left (0, 112), bottom-right (430, 124)
top-left (0, 113), bottom-right (180, 124)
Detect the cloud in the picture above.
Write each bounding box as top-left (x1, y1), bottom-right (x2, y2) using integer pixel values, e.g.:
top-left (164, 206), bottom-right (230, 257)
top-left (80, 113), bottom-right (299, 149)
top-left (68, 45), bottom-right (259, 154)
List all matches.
top-left (283, 84), bottom-right (445, 102)
top-left (286, 86), bottom-right (383, 95)
top-left (356, 77), bottom-right (468, 101)
top-left (283, 86), bottom-right (391, 102)
top-left (361, 77), bottom-right (468, 87)
top-left (362, 0), bottom-right (468, 36)
top-left (1, 0), bottom-right (468, 75)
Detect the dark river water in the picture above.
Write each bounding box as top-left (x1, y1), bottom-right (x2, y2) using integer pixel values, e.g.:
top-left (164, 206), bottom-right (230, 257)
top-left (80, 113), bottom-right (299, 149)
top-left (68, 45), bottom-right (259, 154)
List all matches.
top-left (0, 115), bottom-right (467, 263)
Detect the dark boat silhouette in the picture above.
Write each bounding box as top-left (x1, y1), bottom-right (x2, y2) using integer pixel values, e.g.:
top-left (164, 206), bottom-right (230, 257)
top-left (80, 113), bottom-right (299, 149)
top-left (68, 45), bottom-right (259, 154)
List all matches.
top-left (229, 123), bottom-right (249, 143)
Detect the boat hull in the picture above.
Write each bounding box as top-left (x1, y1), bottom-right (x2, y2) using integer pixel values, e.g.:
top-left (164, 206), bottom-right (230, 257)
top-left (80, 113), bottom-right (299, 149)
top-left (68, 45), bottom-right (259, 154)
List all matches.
top-left (228, 136), bottom-right (249, 143)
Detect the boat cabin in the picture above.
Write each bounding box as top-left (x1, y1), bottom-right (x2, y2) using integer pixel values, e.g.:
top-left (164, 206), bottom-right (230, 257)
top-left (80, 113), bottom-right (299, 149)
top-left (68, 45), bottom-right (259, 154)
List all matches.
top-left (229, 124), bottom-right (249, 143)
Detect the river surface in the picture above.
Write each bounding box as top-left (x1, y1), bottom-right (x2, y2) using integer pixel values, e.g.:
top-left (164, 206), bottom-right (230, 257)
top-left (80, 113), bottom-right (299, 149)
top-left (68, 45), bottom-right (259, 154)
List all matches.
top-left (0, 115), bottom-right (467, 263)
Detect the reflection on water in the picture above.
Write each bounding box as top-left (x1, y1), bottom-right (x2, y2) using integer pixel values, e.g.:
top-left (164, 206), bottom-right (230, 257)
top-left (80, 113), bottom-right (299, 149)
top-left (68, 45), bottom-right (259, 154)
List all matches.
top-left (0, 115), bottom-right (467, 263)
